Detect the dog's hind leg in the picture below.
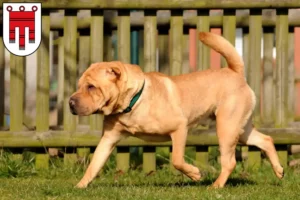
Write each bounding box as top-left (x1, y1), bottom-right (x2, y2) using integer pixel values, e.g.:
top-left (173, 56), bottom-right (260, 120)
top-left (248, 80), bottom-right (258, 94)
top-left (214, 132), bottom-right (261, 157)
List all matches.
top-left (239, 121), bottom-right (284, 179)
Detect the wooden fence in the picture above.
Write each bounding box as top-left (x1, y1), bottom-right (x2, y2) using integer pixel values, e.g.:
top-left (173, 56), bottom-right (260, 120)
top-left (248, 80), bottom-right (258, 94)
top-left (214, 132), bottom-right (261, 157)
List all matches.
top-left (0, 0), bottom-right (300, 173)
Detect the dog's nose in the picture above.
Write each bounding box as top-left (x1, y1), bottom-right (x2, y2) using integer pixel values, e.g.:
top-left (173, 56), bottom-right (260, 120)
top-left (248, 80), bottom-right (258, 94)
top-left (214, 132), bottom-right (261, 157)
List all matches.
top-left (69, 97), bottom-right (77, 115)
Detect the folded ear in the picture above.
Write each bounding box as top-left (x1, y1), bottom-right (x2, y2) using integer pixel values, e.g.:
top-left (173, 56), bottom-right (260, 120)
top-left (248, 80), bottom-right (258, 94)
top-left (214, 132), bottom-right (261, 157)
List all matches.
top-left (106, 66), bottom-right (121, 80)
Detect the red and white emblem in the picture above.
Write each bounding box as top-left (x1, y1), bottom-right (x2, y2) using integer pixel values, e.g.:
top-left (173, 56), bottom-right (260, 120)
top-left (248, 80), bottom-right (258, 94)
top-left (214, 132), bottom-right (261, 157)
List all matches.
top-left (2, 3), bottom-right (41, 56)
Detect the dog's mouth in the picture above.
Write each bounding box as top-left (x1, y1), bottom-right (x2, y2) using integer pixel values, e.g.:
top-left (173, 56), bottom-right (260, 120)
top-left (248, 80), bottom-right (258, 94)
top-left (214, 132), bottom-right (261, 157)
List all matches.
top-left (92, 109), bottom-right (102, 115)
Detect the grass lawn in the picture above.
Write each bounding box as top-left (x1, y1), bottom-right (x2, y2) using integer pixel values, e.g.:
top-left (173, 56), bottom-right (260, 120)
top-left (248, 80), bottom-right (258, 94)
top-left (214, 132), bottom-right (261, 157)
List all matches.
top-left (1, 151), bottom-right (300, 200)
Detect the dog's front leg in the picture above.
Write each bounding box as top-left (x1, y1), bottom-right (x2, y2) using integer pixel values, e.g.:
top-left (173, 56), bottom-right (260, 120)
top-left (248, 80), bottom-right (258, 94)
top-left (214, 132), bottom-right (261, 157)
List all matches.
top-left (170, 126), bottom-right (201, 181)
top-left (76, 130), bottom-right (125, 188)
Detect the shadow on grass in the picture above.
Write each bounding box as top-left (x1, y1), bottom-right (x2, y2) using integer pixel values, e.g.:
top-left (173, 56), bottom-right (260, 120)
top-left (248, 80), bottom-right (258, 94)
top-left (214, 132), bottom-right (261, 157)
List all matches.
top-left (91, 177), bottom-right (256, 188)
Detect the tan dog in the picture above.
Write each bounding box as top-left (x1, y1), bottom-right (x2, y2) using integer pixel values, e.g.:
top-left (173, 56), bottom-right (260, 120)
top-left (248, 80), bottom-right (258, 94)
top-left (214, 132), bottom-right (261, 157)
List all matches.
top-left (69, 32), bottom-right (284, 188)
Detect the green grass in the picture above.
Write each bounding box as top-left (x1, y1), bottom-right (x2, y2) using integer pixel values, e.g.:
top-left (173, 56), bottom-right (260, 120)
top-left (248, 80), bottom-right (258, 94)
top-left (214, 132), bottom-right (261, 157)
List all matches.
top-left (0, 151), bottom-right (300, 200)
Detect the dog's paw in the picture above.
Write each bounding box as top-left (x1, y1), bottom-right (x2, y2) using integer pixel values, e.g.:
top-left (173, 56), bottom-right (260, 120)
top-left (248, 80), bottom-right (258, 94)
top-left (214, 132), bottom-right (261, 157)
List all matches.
top-left (274, 165), bottom-right (284, 179)
top-left (187, 167), bottom-right (201, 181)
top-left (75, 182), bottom-right (88, 189)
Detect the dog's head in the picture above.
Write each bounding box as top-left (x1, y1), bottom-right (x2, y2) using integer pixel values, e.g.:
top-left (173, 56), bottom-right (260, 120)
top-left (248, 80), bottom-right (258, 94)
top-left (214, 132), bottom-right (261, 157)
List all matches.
top-left (69, 61), bottom-right (144, 116)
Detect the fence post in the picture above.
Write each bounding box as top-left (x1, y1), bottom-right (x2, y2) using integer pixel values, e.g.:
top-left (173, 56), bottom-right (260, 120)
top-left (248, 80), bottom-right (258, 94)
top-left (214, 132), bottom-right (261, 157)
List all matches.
top-left (275, 8), bottom-right (289, 167)
top-left (247, 8), bottom-right (263, 170)
top-left (197, 9), bottom-right (210, 71)
top-left (222, 9), bottom-right (236, 67)
top-left (116, 10), bottom-right (131, 172)
top-left (36, 10), bottom-right (51, 169)
top-left (57, 30), bottom-right (64, 126)
top-left (78, 29), bottom-right (90, 125)
top-left (262, 27), bottom-right (275, 126)
top-left (63, 10), bottom-right (78, 166)
top-left (0, 28), bottom-right (4, 127)
top-left (287, 27), bottom-right (295, 124)
top-left (170, 9), bottom-right (183, 76)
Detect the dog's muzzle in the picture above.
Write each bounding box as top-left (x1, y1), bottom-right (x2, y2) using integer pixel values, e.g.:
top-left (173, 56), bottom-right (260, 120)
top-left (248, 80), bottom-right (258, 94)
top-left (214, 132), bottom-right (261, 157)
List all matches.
top-left (69, 97), bottom-right (78, 115)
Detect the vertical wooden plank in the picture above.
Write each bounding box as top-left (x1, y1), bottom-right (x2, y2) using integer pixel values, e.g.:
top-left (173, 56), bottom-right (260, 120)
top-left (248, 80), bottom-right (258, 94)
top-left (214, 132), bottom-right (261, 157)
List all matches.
top-left (116, 10), bottom-right (131, 172)
top-left (248, 9), bottom-right (262, 126)
top-left (276, 145), bottom-right (288, 169)
top-left (89, 9), bottom-right (104, 131)
top-left (57, 31), bottom-right (64, 126)
top-left (63, 10), bottom-right (77, 132)
top-left (144, 10), bottom-right (157, 73)
top-left (143, 146), bottom-right (156, 173)
top-left (77, 147), bottom-right (90, 166)
top-left (295, 28), bottom-right (300, 118)
top-left (287, 27), bottom-right (295, 124)
top-left (197, 9), bottom-right (210, 71)
top-left (0, 28), bottom-right (4, 127)
top-left (247, 9), bottom-right (262, 169)
top-left (36, 11), bottom-right (51, 169)
top-left (10, 56), bottom-right (25, 131)
top-left (78, 29), bottom-right (90, 125)
top-left (158, 28), bottom-right (169, 75)
top-left (222, 9), bottom-right (236, 68)
top-left (262, 27), bottom-right (275, 126)
top-left (131, 29), bottom-right (139, 65)
top-left (170, 10), bottom-right (183, 76)
top-left (36, 11), bottom-right (50, 132)
top-left (242, 27), bottom-right (249, 79)
top-left (116, 146), bottom-right (130, 172)
top-left (118, 10), bottom-right (131, 63)
top-left (247, 146), bottom-right (261, 170)
top-left (194, 146), bottom-right (209, 169)
top-left (275, 9), bottom-right (289, 128)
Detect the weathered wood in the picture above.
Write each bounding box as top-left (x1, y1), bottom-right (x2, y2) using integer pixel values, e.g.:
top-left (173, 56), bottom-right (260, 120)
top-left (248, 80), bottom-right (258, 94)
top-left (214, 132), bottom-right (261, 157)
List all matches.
top-left (194, 146), bottom-right (209, 169)
top-left (143, 146), bottom-right (156, 173)
top-left (78, 30), bottom-right (90, 125)
top-left (138, 30), bottom-right (145, 68)
top-left (247, 146), bottom-right (261, 170)
top-left (262, 27), bottom-right (275, 126)
top-left (49, 10), bottom-right (300, 30)
top-left (276, 145), bottom-right (288, 168)
top-left (77, 147), bottom-right (90, 165)
top-left (89, 10), bottom-right (104, 131)
top-left (36, 12), bottom-right (51, 169)
top-left (64, 10), bottom-right (78, 131)
top-left (1, 0), bottom-right (300, 9)
top-left (243, 27), bottom-right (249, 79)
top-left (144, 10), bottom-right (157, 72)
top-left (35, 154), bottom-right (49, 170)
top-left (118, 10), bottom-right (131, 63)
top-left (116, 146), bottom-right (130, 172)
top-left (275, 9), bottom-right (289, 128)
top-left (37, 12), bottom-right (50, 132)
top-left (0, 128), bottom-right (300, 147)
top-left (197, 9), bottom-right (210, 71)
top-left (0, 30), bottom-right (4, 127)
top-left (222, 9), bottom-right (236, 67)
top-left (57, 34), bottom-right (64, 126)
top-left (116, 10), bottom-right (131, 172)
top-left (287, 28), bottom-right (295, 124)
top-left (248, 9), bottom-right (262, 126)
top-left (158, 32), bottom-right (169, 75)
top-left (170, 10), bottom-right (183, 76)
top-left (10, 55), bottom-right (25, 131)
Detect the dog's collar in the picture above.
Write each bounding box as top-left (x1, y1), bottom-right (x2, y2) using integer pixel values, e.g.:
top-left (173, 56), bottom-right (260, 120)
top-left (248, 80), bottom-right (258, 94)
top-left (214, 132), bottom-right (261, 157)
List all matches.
top-left (123, 81), bottom-right (145, 113)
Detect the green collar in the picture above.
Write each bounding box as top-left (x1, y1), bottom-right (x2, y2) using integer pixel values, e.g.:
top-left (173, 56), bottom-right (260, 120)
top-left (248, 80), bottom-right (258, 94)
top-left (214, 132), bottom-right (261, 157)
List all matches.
top-left (123, 81), bottom-right (145, 113)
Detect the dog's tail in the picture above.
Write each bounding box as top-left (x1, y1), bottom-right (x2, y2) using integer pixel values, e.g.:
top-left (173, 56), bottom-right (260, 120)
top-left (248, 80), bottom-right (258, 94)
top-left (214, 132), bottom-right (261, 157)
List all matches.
top-left (198, 32), bottom-right (244, 76)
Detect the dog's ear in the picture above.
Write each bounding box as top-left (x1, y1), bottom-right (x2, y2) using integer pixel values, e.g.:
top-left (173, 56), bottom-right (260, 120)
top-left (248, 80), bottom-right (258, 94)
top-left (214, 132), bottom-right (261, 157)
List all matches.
top-left (106, 66), bottom-right (121, 80)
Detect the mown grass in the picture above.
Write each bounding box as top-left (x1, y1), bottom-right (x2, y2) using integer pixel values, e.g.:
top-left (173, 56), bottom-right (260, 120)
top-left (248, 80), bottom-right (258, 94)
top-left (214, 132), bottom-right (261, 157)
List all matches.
top-left (0, 150), bottom-right (300, 200)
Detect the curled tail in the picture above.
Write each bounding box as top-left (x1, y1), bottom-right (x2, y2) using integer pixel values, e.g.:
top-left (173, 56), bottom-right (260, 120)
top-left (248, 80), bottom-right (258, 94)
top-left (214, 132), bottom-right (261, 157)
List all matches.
top-left (199, 32), bottom-right (244, 76)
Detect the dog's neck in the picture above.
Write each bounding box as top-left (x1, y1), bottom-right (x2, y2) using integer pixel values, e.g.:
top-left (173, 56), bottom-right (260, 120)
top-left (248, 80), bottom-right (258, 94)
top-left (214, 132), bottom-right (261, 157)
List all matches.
top-left (122, 80), bottom-right (145, 113)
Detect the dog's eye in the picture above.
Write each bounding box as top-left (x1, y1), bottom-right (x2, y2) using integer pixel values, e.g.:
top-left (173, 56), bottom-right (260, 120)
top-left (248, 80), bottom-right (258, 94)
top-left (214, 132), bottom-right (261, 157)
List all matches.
top-left (87, 85), bottom-right (95, 91)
